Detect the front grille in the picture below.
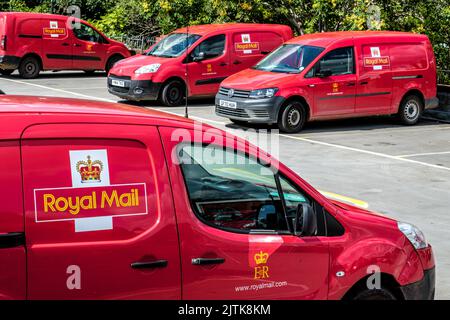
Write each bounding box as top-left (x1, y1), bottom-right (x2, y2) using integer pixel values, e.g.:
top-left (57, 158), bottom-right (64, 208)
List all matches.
top-left (109, 74), bottom-right (131, 80)
top-left (252, 109), bottom-right (270, 118)
top-left (219, 87), bottom-right (251, 98)
top-left (109, 86), bottom-right (129, 94)
top-left (216, 105), bottom-right (249, 118)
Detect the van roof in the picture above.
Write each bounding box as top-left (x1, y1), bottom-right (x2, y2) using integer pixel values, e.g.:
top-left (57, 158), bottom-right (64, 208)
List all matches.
top-left (0, 12), bottom-right (72, 21)
top-left (0, 95), bottom-right (192, 123)
top-left (174, 23), bottom-right (289, 35)
top-left (286, 31), bottom-right (428, 47)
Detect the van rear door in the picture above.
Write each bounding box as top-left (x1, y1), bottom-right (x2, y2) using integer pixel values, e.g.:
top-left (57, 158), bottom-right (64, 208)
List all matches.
top-left (355, 43), bottom-right (393, 114)
top-left (21, 123), bottom-right (181, 299)
top-left (0, 140), bottom-right (26, 299)
top-left (41, 18), bottom-right (73, 70)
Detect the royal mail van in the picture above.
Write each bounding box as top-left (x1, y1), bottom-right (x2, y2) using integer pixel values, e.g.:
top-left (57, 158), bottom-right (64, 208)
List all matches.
top-left (215, 31), bottom-right (438, 132)
top-left (107, 23), bottom-right (293, 106)
top-left (0, 95), bottom-right (434, 300)
top-left (0, 12), bottom-right (131, 78)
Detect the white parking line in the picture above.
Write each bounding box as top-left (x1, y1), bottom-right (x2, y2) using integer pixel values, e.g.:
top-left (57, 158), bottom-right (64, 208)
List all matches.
top-left (2, 77), bottom-right (449, 173)
top-left (397, 151), bottom-right (450, 158)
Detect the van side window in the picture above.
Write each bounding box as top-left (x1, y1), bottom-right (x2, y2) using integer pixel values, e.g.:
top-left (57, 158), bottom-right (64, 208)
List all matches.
top-left (313, 47), bottom-right (355, 76)
top-left (73, 24), bottom-right (104, 43)
top-left (192, 34), bottom-right (225, 60)
top-left (178, 144), bottom-right (312, 234)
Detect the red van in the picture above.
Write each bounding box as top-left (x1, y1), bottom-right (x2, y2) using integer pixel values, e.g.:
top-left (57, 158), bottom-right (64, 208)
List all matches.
top-left (0, 95), bottom-right (434, 300)
top-left (0, 12), bottom-right (131, 78)
top-left (216, 31), bottom-right (439, 132)
top-left (107, 23), bottom-right (293, 106)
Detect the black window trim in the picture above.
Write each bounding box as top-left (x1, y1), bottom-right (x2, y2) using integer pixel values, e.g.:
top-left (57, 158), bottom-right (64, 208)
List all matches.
top-left (305, 46), bottom-right (356, 78)
top-left (188, 33), bottom-right (227, 62)
top-left (176, 142), bottom-right (327, 237)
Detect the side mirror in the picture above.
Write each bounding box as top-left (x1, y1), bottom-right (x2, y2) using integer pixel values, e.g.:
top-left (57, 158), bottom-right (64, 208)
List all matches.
top-left (192, 52), bottom-right (205, 62)
top-left (293, 203), bottom-right (317, 236)
top-left (317, 69), bottom-right (332, 78)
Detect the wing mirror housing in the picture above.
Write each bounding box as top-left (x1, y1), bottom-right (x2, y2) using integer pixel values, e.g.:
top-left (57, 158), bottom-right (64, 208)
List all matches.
top-left (293, 203), bottom-right (317, 236)
top-left (192, 52), bottom-right (205, 62)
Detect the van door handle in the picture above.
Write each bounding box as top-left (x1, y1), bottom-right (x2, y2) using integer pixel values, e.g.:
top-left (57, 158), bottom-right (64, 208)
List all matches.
top-left (131, 259), bottom-right (168, 269)
top-left (73, 43), bottom-right (82, 47)
top-left (346, 82), bottom-right (356, 86)
top-left (192, 258), bottom-right (225, 265)
top-left (0, 232), bottom-right (25, 249)
top-left (233, 60), bottom-right (242, 65)
top-left (62, 42), bottom-right (70, 47)
top-left (261, 51), bottom-right (270, 55)
top-left (219, 62), bottom-right (228, 66)
top-left (360, 81), bottom-right (369, 85)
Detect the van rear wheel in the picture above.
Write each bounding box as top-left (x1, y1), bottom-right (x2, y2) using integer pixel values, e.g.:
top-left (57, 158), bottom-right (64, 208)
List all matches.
top-left (398, 95), bottom-right (423, 125)
top-left (105, 55), bottom-right (123, 74)
top-left (278, 101), bottom-right (307, 133)
top-left (161, 80), bottom-right (185, 107)
top-left (19, 56), bottom-right (40, 79)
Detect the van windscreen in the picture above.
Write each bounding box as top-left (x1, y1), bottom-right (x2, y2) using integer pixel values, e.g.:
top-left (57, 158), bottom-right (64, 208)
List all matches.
top-left (253, 44), bottom-right (324, 74)
top-left (147, 33), bottom-right (201, 58)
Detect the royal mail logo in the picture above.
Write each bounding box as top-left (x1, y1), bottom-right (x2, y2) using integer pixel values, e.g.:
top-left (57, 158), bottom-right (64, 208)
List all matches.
top-left (364, 56), bottom-right (390, 67)
top-left (76, 155), bottom-right (103, 183)
top-left (254, 251), bottom-right (270, 279)
top-left (332, 82), bottom-right (340, 93)
top-left (235, 42), bottom-right (260, 51)
top-left (32, 149), bottom-right (148, 232)
top-left (43, 28), bottom-right (66, 36)
top-left (34, 183), bottom-right (147, 222)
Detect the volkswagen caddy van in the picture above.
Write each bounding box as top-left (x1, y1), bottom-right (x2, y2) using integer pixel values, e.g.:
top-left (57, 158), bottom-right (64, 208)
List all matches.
top-left (0, 95), bottom-right (434, 300)
top-left (107, 23), bottom-right (293, 106)
top-left (215, 31), bottom-right (438, 132)
top-left (0, 12), bottom-right (131, 78)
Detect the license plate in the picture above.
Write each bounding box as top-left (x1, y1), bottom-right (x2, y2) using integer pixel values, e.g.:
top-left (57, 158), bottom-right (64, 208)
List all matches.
top-left (111, 79), bottom-right (125, 87)
top-left (219, 100), bottom-right (237, 109)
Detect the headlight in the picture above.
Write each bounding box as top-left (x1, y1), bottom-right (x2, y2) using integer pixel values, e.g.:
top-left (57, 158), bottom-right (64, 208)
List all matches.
top-left (249, 88), bottom-right (278, 99)
top-left (135, 64), bottom-right (161, 74)
top-left (398, 221), bottom-right (428, 250)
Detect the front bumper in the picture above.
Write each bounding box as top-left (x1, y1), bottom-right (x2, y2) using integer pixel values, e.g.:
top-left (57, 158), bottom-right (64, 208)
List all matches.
top-left (215, 92), bottom-right (285, 124)
top-left (107, 74), bottom-right (161, 101)
top-left (400, 267), bottom-right (435, 300)
top-left (425, 97), bottom-right (439, 110)
top-left (0, 55), bottom-right (20, 70)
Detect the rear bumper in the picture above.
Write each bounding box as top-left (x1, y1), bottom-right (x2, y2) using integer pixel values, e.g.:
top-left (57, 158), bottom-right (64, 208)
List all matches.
top-left (0, 55), bottom-right (20, 70)
top-left (400, 267), bottom-right (435, 300)
top-left (425, 97), bottom-right (439, 110)
top-left (215, 92), bottom-right (285, 123)
top-left (107, 75), bottom-right (161, 101)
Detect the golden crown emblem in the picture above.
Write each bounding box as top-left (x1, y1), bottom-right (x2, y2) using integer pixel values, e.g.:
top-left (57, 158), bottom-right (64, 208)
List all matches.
top-left (76, 155), bottom-right (103, 183)
top-left (254, 251), bottom-right (269, 265)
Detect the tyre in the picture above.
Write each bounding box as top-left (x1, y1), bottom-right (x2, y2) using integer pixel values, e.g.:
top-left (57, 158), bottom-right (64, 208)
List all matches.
top-left (277, 101), bottom-right (307, 133)
top-left (0, 69), bottom-right (14, 76)
top-left (105, 55), bottom-right (123, 74)
top-left (161, 80), bottom-right (185, 107)
top-left (230, 119), bottom-right (248, 126)
top-left (398, 94), bottom-right (423, 125)
top-left (353, 288), bottom-right (397, 300)
top-left (19, 56), bottom-right (40, 79)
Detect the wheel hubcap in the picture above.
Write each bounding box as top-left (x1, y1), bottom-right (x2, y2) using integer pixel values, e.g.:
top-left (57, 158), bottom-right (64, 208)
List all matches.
top-left (169, 86), bottom-right (181, 103)
top-left (287, 108), bottom-right (301, 127)
top-left (26, 63), bottom-right (36, 74)
top-left (404, 100), bottom-right (419, 120)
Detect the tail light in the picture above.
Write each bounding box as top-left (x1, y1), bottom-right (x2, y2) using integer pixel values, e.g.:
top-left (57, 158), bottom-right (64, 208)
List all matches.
top-left (1, 35), bottom-right (6, 50)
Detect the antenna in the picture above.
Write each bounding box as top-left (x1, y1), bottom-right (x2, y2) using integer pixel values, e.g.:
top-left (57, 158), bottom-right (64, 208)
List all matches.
top-left (184, 24), bottom-right (189, 118)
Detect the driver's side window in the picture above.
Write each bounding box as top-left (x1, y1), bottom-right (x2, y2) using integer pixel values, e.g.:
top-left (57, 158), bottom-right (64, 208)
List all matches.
top-left (192, 34), bottom-right (226, 60)
top-left (73, 24), bottom-right (103, 43)
top-left (307, 46), bottom-right (355, 77)
top-left (178, 144), bottom-right (310, 234)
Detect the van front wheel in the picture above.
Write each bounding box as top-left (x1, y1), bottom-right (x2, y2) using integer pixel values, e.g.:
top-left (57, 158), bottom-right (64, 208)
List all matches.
top-left (353, 288), bottom-right (397, 300)
top-left (19, 56), bottom-right (41, 79)
top-left (161, 80), bottom-right (185, 107)
top-left (398, 95), bottom-right (423, 125)
top-left (278, 101), bottom-right (307, 133)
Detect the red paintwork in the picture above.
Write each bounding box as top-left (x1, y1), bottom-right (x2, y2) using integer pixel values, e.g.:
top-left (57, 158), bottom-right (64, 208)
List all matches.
top-left (0, 12), bottom-right (131, 71)
top-left (109, 23), bottom-right (293, 97)
top-left (221, 31), bottom-right (437, 121)
top-left (0, 95), bottom-right (434, 299)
